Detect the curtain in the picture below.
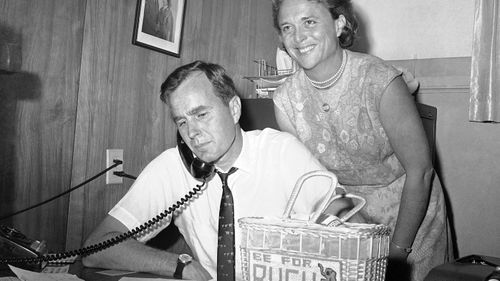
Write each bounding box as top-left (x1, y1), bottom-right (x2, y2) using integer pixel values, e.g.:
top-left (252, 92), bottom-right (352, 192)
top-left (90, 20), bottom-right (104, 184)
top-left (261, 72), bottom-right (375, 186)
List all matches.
top-left (469, 0), bottom-right (500, 122)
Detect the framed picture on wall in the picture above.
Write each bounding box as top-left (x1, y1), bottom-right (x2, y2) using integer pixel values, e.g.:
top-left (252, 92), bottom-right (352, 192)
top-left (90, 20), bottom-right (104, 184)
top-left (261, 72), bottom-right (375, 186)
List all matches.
top-left (132, 0), bottom-right (186, 57)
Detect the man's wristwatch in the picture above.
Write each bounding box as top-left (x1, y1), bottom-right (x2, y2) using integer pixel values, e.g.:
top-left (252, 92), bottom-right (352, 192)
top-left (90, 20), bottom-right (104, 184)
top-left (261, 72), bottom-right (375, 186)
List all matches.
top-left (174, 253), bottom-right (193, 279)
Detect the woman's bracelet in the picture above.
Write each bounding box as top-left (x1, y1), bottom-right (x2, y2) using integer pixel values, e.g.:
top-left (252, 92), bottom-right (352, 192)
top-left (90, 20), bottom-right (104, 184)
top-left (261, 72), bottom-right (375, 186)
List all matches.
top-left (391, 241), bottom-right (412, 254)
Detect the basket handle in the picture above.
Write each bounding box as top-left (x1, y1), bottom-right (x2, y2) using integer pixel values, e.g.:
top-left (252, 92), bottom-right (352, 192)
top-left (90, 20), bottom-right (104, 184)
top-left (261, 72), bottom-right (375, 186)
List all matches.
top-left (316, 193), bottom-right (366, 227)
top-left (282, 170), bottom-right (338, 222)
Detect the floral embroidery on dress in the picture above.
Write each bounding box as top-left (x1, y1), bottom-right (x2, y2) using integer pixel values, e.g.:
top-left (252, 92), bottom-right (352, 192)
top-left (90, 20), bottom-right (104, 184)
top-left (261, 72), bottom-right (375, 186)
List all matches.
top-left (322, 129), bottom-right (331, 142)
top-left (357, 107), bottom-right (373, 133)
top-left (295, 102), bottom-right (304, 111)
top-left (317, 143), bottom-right (326, 154)
top-left (348, 139), bottom-right (359, 151)
top-left (340, 130), bottom-right (349, 143)
top-left (296, 113), bottom-right (312, 141)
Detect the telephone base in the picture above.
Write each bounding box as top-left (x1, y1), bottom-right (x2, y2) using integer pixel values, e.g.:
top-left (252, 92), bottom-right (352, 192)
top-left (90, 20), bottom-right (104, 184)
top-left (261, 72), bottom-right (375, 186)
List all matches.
top-left (0, 232), bottom-right (45, 272)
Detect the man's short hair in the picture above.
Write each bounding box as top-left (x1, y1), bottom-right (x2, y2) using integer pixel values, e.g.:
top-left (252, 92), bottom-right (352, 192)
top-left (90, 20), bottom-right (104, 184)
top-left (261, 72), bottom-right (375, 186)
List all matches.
top-left (160, 60), bottom-right (238, 106)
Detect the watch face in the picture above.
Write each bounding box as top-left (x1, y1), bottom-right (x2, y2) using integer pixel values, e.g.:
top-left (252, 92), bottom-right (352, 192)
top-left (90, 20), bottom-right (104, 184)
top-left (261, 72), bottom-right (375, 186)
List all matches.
top-left (179, 253), bottom-right (193, 264)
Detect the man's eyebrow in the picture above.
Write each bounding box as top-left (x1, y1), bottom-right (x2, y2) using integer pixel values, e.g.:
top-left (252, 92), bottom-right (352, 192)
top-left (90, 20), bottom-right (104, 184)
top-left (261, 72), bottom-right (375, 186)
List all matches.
top-left (172, 105), bottom-right (212, 123)
top-left (187, 105), bottom-right (211, 116)
top-left (172, 115), bottom-right (184, 123)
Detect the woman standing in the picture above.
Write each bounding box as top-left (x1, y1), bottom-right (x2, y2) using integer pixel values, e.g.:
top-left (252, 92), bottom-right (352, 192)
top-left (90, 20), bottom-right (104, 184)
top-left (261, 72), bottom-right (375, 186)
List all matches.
top-left (271, 0), bottom-right (453, 280)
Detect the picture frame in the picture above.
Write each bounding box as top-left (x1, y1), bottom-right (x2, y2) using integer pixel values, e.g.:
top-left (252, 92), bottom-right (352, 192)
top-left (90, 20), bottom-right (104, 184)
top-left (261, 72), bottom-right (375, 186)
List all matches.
top-left (132, 0), bottom-right (186, 57)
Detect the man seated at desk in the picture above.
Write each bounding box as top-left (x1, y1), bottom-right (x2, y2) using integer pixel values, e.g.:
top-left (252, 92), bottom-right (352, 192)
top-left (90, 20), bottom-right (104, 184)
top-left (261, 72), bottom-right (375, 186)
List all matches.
top-left (82, 61), bottom-right (336, 280)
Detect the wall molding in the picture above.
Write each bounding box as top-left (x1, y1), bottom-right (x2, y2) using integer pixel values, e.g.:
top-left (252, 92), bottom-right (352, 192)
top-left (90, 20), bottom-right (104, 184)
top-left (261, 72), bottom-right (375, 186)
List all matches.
top-left (389, 56), bottom-right (471, 95)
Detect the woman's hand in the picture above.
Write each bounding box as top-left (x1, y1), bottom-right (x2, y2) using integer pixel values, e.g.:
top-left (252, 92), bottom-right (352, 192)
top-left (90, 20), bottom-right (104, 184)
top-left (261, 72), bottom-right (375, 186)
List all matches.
top-left (385, 241), bottom-right (412, 281)
top-left (386, 257), bottom-right (411, 281)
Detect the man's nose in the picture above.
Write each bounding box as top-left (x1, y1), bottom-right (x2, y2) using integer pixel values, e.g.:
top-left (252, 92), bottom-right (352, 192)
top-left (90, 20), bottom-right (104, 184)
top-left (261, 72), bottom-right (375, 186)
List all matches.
top-left (186, 122), bottom-right (201, 139)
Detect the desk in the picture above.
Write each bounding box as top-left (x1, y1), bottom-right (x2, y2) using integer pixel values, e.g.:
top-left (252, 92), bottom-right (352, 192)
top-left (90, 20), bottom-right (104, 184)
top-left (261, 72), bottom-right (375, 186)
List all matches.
top-left (1, 260), bottom-right (176, 280)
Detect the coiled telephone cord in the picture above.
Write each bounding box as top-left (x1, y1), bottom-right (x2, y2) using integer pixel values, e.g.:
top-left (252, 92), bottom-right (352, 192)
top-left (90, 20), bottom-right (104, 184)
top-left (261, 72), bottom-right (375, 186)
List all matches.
top-left (0, 180), bottom-right (206, 266)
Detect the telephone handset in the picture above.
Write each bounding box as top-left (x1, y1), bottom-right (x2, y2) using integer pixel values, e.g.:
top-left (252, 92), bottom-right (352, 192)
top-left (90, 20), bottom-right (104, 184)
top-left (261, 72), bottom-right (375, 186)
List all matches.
top-left (0, 133), bottom-right (213, 270)
top-left (177, 131), bottom-right (215, 181)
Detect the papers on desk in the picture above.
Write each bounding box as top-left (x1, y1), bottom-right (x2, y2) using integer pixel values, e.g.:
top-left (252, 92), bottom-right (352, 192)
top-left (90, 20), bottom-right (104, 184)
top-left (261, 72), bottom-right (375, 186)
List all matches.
top-left (0, 277), bottom-right (21, 281)
top-left (5, 264), bottom-right (193, 281)
top-left (96, 269), bottom-right (136, 276)
top-left (7, 265), bottom-right (84, 281)
top-left (119, 277), bottom-right (193, 281)
top-left (96, 269), bottom-right (189, 280)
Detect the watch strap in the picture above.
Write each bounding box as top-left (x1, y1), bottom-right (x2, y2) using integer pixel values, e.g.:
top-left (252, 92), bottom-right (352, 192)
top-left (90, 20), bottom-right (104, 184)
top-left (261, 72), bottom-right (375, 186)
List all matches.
top-left (174, 254), bottom-right (192, 279)
top-left (174, 263), bottom-right (184, 279)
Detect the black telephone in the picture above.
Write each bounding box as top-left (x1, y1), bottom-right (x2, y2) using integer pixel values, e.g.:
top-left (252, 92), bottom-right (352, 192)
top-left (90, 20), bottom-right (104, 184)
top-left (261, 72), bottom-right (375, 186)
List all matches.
top-left (0, 132), bottom-right (214, 271)
top-left (177, 131), bottom-right (215, 181)
top-left (0, 225), bottom-right (48, 271)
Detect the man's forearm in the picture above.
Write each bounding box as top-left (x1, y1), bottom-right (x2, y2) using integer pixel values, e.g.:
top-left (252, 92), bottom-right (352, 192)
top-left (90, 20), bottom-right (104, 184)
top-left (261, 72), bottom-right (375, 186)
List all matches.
top-left (82, 232), bottom-right (178, 277)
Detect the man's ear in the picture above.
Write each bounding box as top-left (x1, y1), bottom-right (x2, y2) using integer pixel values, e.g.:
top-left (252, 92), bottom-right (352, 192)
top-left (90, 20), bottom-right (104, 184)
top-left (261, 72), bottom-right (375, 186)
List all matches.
top-left (229, 96), bottom-right (241, 124)
top-left (336, 15), bottom-right (347, 37)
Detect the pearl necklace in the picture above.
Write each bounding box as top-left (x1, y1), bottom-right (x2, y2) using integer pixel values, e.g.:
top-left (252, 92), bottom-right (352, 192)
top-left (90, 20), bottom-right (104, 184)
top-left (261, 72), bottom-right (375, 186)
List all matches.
top-left (306, 50), bottom-right (347, 89)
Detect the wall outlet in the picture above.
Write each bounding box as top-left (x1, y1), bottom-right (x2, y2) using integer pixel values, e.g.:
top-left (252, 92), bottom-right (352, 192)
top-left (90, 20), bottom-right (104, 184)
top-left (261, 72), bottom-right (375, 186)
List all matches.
top-left (106, 149), bottom-right (123, 184)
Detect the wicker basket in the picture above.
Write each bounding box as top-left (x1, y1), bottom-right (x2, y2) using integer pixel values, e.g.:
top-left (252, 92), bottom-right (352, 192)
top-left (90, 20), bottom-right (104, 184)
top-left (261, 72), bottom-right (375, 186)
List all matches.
top-left (238, 171), bottom-right (391, 281)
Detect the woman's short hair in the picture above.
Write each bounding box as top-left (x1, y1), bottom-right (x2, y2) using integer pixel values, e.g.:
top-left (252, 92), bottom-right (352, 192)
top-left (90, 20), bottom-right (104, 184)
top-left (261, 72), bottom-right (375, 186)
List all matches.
top-left (271, 0), bottom-right (358, 48)
top-left (160, 60), bottom-right (238, 106)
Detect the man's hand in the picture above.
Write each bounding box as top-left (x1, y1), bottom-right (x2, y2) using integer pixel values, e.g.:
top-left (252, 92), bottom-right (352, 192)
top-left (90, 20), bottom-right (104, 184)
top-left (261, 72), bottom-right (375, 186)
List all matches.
top-left (324, 197), bottom-right (368, 223)
top-left (182, 260), bottom-right (212, 280)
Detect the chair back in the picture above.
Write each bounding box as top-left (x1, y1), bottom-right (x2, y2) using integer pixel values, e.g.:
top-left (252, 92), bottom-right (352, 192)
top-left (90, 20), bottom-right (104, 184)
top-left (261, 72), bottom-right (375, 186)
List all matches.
top-left (240, 99), bottom-right (437, 164)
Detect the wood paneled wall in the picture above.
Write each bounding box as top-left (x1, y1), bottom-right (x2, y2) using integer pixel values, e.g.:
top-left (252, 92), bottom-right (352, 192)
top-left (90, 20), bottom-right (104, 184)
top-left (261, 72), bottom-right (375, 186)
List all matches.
top-left (1, 0), bottom-right (278, 252)
top-left (0, 0), bottom-right (86, 251)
